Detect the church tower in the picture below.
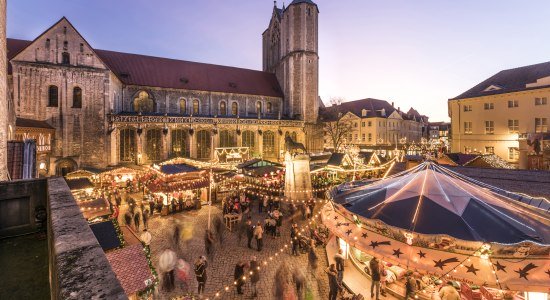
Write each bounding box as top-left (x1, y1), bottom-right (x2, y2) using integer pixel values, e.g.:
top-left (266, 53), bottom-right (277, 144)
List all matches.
top-left (263, 0), bottom-right (319, 125)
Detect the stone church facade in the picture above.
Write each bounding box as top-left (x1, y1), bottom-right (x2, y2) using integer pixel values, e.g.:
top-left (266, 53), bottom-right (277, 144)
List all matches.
top-left (7, 0), bottom-right (321, 175)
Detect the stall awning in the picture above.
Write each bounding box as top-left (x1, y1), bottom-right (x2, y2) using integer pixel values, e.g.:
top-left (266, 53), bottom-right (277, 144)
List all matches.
top-left (90, 221), bottom-right (121, 251)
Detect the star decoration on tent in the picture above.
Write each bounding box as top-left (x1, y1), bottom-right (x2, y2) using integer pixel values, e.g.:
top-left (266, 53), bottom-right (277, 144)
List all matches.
top-left (361, 232), bottom-right (368, 239)
top-left (433, 257), bottom-right (459, 270)
top-left (333, 216), bottom-right (339, 220)
top-left (515, 263), bottom-right (538, 280)
top-left (369, 240), bottom-right (391, 249)
top-left (417, 251), bottom-right (426, 259)
top-left (545, 269), bottom-right (550, 278)
top-left (345, 229), bottom-right (352, 236)
top-left (466, 264), bottom-right (479, 275)
top-left (494, 261), bottom-right (506, 273)
top-left (393, 249), bottom-right (403, 258)
top-left (336, 222), bottom-right (343, 227)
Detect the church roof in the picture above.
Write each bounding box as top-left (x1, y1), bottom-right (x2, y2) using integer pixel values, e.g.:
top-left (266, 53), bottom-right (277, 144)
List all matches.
top-left (450, 60), bottom-right (550, 100)
top-left (7, 38), bottom-right (283, 98)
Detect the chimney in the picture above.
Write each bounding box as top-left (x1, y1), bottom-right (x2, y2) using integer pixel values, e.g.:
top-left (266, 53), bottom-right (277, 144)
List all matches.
top-left (398, 107), bottom-right (401, 112)
top-left (391, 102), bottom-right (394, 107)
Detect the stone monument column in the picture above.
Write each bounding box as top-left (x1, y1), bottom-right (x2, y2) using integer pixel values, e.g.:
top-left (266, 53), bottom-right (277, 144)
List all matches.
top-left (284, 152), bottom-right (312, 201)
top-left (0, 0), bottom-right (7, 181)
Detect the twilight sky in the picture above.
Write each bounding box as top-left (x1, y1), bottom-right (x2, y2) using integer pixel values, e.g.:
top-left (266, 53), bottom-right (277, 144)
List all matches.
top-left (8, 0), bottom-right (550, 121)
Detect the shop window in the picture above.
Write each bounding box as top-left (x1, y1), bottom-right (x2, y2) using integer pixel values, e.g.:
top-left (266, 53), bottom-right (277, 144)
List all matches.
top-left (48, 85), bottom-right (58, 107)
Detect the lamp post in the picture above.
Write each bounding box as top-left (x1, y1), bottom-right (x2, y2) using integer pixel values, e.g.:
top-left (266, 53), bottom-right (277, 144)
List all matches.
top-left (208, 133), bottom-right (214, 230)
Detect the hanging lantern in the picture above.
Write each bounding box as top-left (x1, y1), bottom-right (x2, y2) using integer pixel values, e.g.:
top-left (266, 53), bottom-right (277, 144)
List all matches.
top-left (404, 232), bottom-right (414, 245)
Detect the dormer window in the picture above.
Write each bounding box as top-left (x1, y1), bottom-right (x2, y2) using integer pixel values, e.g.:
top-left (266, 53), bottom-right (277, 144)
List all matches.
top-left (483, 85), bottom-right (502, 92)
top-left (361, 109), bottom-right (367, 117)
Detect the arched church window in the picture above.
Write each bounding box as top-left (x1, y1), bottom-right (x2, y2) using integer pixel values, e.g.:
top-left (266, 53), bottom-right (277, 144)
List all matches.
top-left (48, 85), bottom-right (58, 107)
top-left (133, 91), bottom-right (155, 113)
top-left (192, 99), bottom-right (200, 115)
top-left (171, 129), bottom-right (189, 158)
top-left (72, 87), bottom-right (82, 108)
top-left (119, 128), bottom-right (136, 162)
top-left (231, 102), bottom-right (238, 116)
top-left (62, 52), bottom-right (70, 64)
top-left (145, 128), bottom-right (162, 161)
top-left (180, 98), bottom-right (187, 114)
top-left (196, 130), bottom-right (211, 159)
top-left (263, 131), bottom-right (275, 156)
top-left (219, 130), bottom-right (236, 148)
top-left (242, 130), bottom-right (256, 154)
top-left (256, 101), bottom-right (262, 115)
top-left (267, 102), bottom-right (272, 114)
top-left (219, 101), bottom-right (227, 116)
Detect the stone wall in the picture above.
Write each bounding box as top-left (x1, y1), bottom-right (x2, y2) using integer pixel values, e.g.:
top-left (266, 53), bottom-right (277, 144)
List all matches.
top-left (47, 177), bottom-right (126, 299)
top-left (0, 178), bottom-right (47, 236)
top-left (0, 0), bottom-right (7, 181)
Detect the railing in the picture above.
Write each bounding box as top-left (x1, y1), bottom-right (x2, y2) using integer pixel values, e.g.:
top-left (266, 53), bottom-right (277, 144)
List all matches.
top-left (109, 114), bottom-right (305, 127)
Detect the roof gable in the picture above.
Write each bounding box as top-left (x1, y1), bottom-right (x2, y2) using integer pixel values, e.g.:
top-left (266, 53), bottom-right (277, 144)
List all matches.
top-left (451, 61), bottom-right (550, 100)
top-left (13, 17), bottom-right (107, 70)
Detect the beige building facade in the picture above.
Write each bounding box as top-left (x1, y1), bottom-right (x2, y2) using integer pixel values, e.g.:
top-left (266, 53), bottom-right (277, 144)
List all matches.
top-left (449, 61), bottom-right (550, 168)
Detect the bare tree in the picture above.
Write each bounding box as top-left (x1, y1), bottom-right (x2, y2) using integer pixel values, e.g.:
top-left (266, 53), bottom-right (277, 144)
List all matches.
top-left (324, 97), bottom-right (353, 151)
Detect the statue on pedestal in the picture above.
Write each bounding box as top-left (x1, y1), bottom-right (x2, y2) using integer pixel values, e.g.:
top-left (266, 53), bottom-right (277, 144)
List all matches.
top-left (284, 136), bottom-right (312, 202)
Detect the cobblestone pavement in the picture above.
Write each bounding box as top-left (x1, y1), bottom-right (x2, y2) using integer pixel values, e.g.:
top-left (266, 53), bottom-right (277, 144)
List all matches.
top-left (146, 202), bottom-right (330, 300)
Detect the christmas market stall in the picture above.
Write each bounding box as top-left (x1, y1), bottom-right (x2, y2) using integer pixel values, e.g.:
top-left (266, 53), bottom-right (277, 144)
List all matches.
top-left (323, 161), bottom-right (549, 299)
top-left (99, 166), bottom-right (148, 189)
top-left (144, 162), bottom-right (209, 215)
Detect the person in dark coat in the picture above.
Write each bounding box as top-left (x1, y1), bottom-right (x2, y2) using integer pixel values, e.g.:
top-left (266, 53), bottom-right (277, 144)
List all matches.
top-left (250, 256), bottom-right (260, 297)
top-left (308, 239), bottom-right (318, 277)
top-left (293, 268), bottom-right (306, 299)
top-left (234, 261), bottom-right (246, 295)
top-left (370, 256), bottom-right (381, 300)
top-left (290, 224), bottom-right (299, 256)
top-left (194, 256), bottom-right (208, 295)
top-left (326, 264), bottom-right (342, 300)
top-left (246, 219), bottom-right (254, 249)
top-left (133, 211), bottom-right (141, 232)
top-left (334, 248), bottom-right (345, 283)
top-left (124, 211), bottom-right (133, 228)
top-left (142, 209), bottom-right (149, 230)
top-left (205, 229), bottom-right (215, 258)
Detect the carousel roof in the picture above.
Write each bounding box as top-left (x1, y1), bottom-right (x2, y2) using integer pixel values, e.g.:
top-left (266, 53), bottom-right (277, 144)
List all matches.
top-left (332, 162), bottom-right (550, 244)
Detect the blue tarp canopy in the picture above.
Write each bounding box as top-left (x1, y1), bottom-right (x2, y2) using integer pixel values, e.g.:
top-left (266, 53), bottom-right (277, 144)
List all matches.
top-left (159, 163), bottom-right (199, 175)
top-left (90, 221), bottom-right (121, 251)
top-left (332, 162), bottom-right (550, 244)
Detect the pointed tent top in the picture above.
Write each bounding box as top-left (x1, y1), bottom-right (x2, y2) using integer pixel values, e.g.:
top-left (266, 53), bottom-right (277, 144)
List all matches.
top-left (332, 162), bottom-right (550, 244)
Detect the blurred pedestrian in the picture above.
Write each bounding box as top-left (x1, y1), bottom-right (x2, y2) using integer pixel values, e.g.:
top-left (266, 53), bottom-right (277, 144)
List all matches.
top-left (326, 264), bottom-right (342, 300)
top-left (205, 229), bottom-right (215, 258)
top-left (250, 256), bottom-right (260, 297)
top-left (194, 256), bottom-right (208, 295)
top-left (291, 224), bottom-right (299, 256)
top-left (293, 268), bottom-right (306, 300)
top-left (370, 257), bottom-right (381, 300)
top-left (142, 209), bottom-right (149, 230)
top-left (246, 219), bottom-right (254, 249)
top-left (133, 211), bottom-right (141, 232)
top-left (308, 239), bottom-right (318, 277)
top-left (334, 248), bottom-right (345, 283)
top-left (234, 261), bottom-right (246, 295)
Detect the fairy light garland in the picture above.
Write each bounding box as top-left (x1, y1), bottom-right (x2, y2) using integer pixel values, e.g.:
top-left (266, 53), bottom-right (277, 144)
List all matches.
top-left (190, 201), bottom-right (328, 300)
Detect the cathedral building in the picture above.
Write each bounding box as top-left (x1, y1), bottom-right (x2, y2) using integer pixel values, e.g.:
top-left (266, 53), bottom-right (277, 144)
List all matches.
top-left (7, 0), bottom-right (321, 175)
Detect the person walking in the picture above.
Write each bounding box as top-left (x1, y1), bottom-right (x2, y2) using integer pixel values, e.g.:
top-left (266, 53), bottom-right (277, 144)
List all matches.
top-left (300, 202), bottom-right (307, 220)
top-left (439, 281), bottom-right (460, 300)
top-left (204, 229), bottom-right (214, 257)
top-left (292, 268), bottom-right (306, 300)
top-left (234, 261), bottom-right (246, 295)
top-left (133, 211), bottom-right (141, 232)
top-left (249, 256), bottom-right (260, 297)
top-left (326, 264), bottom-right (343, 300)
top-left (334, 248), bottom-right (345, 284)
top-left (370, 257), bottom-right (382, 300)
top-left (262, 195), bottom-right (269, 214)
top-left (290, 224), bottom-right (299, 256)
top-left (308, 239), bottom-right (318, 277)
top-left (194, 256), bottom-right (208, 295)
top-left (142, 209), bottom-right (149, 230)
top-left (253, 221), bottom-right (264, 251)
top-left (246, 219), bottom-right (254, 249)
